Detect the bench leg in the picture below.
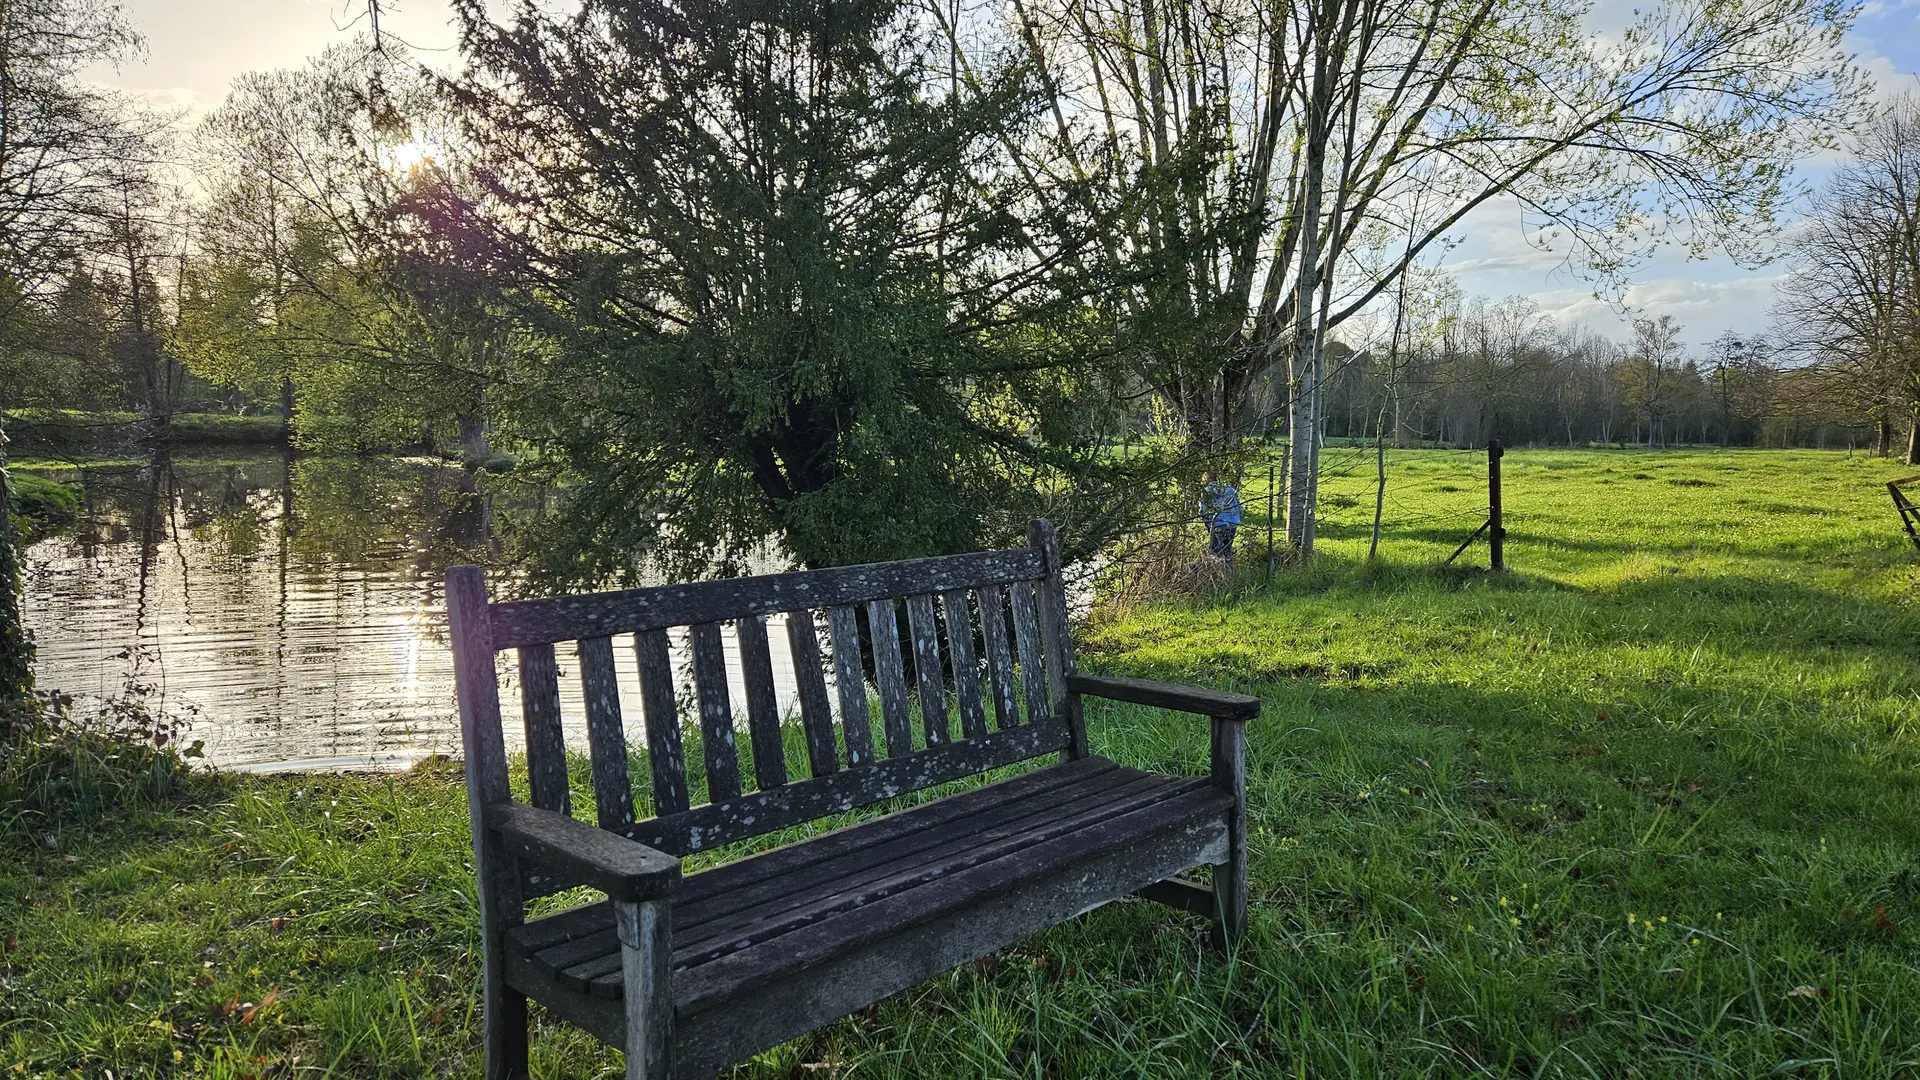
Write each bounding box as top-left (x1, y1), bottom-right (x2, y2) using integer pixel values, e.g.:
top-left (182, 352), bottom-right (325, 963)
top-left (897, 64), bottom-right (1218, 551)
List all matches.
top-left (1210, 716), bottom-right (1248, 953)
top-left (617, 898), bottom-right (674, 1079)
top-left (483, 978), bottom-right (530, 1080)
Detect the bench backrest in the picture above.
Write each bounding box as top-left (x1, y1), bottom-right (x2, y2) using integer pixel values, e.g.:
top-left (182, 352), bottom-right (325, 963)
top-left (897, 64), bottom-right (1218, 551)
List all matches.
top-left (447, 518), bottom-right (1082, 897)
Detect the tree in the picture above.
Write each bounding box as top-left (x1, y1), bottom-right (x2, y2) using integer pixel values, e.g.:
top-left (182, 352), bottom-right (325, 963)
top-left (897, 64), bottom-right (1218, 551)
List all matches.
top-left (1773, 97), bottom-right (1920, 463)
top-left (0, 0), bottom-right (145, 314)
top-left (446, 0), bottom-right (1165, 579)
top-left (963, 0), bottom-right (1862, 555)
top-left (1620, 315), bottom-right (1684, 446)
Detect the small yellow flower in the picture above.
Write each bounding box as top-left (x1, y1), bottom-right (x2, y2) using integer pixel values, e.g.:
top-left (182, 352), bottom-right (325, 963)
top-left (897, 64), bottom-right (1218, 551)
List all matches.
top-left (1715, 912), bottom-right (1723, 920)
top-left (1689, 938), bottom-right (1700, 947)
top-left (1466, 923), bottom-right (1475, 932)
top-left (1499, 896), bottom-right (1509, 907)
top-left (1449, 895), bottom-right (1458, 903)
top-left (174, 1050), bottom-right (184, 1063)
top-left (1658, 916), bottom-right (1667, 923)
top-left (1510, 917), bottom-right (1520, 926)
top-left (1628, 912), bottom-right (1636, 924)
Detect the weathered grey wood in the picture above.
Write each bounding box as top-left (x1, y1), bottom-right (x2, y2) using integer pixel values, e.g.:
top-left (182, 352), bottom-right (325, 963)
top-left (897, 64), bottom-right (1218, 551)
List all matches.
top-left (905, 593), bottom-right (949, 745)
top-left (624, 719), bottom-right (1074, 857)
top-left (1067, 673), bottom-right (1262, 720)
top-left (672, 755), bottom-right (1114, 908)
top-left (785, 610), bottom-right (840, 778)
top-left (486, 801), bottom-right (680, 902)
top-left (446, 566), bottom-right (529, 1079)
top-left (616, 899), bottom-right (672, 1079)
top-left (689, 622), bottom-right (742, 802)
top-left (633, 629), bottom-right (689, 817)
top-left (1211, 714), bottom-right (1248, 952)
top-left (516, 643), bottom-right (571, 816)
top-left (669, 766), bottom-right (1145, 940)
top-left (940, 589), bottom-right (988, 740)
top-left (865, 599), bottom-right (913, 757)
top-left (735, 615), bottom-right (786, 791)
top-left (672, 788), bottom-right (1232, 1065)
top-left (1134, 876), bottom-right (1215, 917)
top-left (452, 525), bottom-right (1255, 1079)
top-left (826, 605), bottom-right (875, 766)
top-left (501, 948), bottom-right (622, 1046)
top-left (975, 585), bottom-right (1019, 729)
top-left (489, 548), bottom-right (1046, 649)
top-left (1007, 579), bottom-right (1048, 724)
top-left (664, 774), bottom-right (1206, 967)
top-left (578, 636), bottom-right (635, 830)
top-left (1029, 519), bottom-right (1084, 758)
top-left (510, 759), bottom-right (1118, 931)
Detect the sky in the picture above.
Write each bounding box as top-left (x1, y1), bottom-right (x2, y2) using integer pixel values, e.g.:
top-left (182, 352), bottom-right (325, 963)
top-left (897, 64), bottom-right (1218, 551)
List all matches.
top-left (84, 0), bottom-right (1920, 355)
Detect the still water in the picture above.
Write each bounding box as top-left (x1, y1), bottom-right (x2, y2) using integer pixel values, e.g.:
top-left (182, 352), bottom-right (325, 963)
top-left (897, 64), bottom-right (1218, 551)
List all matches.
top-left (21, 451), bottom-right (805, 770)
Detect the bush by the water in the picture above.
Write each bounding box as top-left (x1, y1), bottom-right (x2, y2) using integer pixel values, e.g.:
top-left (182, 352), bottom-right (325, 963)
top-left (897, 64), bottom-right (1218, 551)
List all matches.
top-left (0, 689), bottom-right (210, 841)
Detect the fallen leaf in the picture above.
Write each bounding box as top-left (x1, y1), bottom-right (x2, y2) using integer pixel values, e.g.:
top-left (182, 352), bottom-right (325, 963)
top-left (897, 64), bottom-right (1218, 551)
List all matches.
top-left (213, 991), bottom-right (241, 1018)
top-left (269, 917), bottom-right (289, 934)
top-left (1785, 985), bottom-right (1827, 1000)
top-left (240, 988), bottom-right (279, 1023)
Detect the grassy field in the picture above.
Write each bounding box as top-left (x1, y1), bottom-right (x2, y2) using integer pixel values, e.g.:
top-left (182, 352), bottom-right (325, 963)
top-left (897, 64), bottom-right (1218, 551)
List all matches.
top-left (4, 448), bottom-right (1919, 1077)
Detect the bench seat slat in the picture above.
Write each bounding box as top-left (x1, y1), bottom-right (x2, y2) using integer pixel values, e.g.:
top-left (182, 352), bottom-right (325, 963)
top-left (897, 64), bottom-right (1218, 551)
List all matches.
top-left (488, 548), bottom-right (1046, 649)
top-left (668, 772), bottom-right (1192, 961)
top-left (502, 759), bottom-right (1228, 1001)
top-left (672, 784), bottom-right (1229, 1012)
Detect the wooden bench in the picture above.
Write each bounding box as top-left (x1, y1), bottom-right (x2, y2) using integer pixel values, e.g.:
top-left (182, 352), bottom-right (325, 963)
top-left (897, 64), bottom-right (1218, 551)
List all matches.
top-left (447, 519), bottom-right (1259, 1079)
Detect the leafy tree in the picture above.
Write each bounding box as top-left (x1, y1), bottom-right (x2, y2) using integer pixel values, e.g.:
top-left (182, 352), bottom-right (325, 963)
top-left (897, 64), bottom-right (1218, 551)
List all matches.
top-left (448, 0), bottom-right (1165, 578)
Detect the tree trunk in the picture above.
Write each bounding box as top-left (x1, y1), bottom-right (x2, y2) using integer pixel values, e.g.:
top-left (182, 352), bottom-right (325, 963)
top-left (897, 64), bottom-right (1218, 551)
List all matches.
top-left (0, 424), bottom-right (33, 704)
top-left (1907, 402), bottom-right (1919, 466)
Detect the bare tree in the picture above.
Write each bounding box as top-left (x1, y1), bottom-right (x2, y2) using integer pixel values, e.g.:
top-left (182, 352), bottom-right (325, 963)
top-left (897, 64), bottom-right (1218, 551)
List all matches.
top-left (1773, 97), bottom-right (1920, 463)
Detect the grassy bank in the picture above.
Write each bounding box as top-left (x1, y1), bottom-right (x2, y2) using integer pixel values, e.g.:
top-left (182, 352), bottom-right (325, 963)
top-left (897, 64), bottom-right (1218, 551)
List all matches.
top-left (4, 448), bottom-right (1919, 1077)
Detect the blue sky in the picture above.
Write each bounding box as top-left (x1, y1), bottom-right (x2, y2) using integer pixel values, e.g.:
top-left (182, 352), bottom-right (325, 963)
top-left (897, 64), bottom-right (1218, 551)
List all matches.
top-left (91, 0), bottom-right (1920, 355)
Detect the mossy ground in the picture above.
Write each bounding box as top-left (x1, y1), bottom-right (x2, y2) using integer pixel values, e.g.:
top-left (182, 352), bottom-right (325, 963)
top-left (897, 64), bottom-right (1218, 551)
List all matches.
top-left (4, 448), bottom-right (1918, 1078)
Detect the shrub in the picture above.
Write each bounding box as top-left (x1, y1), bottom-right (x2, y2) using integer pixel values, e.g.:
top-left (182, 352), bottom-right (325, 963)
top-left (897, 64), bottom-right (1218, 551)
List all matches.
top-left (0, 689), bottom-right (213, 843)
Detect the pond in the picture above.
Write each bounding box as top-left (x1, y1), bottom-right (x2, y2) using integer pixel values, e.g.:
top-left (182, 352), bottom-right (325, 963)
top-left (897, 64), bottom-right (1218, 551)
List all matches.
top-left (20, 451), bottom-right (807, 771)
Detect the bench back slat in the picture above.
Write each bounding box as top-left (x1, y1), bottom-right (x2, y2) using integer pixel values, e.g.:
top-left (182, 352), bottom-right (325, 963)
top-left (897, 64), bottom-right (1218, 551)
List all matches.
top-left (516, 643), bottom-right (571, 815)
top-left (690, 622), bottom-right (743, 800)
top-left (786, 611), bottom-right (841, 777)
top-left (975, 585), bottom-right (1019, 729)
top-left (634, 628), bottom-right (690, 815)
top-left (1008, 579), bottom-right (1048, 724)
top-left (826, 605), bottom-right (876, 766)
top-left (905, 593), bottom-right (949, 745)
top-left (941, 589), bottom-right (989, 740)
top-left (736, 615), bottom-right (786, 789)
top-left (451, 525), bottom-right (1084, 885)
top-left (578, 636), bottom-right (636, 829)
top-left (487, 548), bottom-right (1044, 650)
top-left (866, 599), bottom-right (914, 756)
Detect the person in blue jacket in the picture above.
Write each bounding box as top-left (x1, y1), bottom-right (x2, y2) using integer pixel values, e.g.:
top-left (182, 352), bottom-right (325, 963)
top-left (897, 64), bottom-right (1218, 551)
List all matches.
top-left (1200, 471), bottom-right (1243, 565)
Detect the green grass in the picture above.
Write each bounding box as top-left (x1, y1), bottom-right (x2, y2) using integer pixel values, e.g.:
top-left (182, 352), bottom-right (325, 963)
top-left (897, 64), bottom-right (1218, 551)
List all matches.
top-left (5, 448), bottom-right (1919, 1077)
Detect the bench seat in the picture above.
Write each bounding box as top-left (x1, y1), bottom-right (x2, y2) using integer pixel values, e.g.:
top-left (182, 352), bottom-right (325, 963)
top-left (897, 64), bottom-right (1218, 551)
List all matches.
top-left (500, 755), bottom-right (1232, 1075)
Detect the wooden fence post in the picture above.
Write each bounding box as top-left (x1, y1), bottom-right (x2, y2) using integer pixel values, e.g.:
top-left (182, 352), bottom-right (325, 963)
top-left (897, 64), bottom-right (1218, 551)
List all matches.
top-left (1265, 462), bottom-right (1276, 585)
top-left (1488, 439), bottom-right (1505, 572)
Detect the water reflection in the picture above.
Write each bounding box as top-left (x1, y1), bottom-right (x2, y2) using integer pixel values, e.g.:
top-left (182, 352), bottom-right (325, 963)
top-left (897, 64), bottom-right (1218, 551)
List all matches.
top-left (24, 452), bottom-right (809, 770)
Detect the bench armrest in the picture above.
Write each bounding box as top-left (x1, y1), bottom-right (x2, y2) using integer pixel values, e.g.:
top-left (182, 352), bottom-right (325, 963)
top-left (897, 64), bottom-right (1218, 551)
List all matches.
top-left (1067, 674), bottom-right (1260, 721)
top-left (485, 801), bottom-right (681, 902)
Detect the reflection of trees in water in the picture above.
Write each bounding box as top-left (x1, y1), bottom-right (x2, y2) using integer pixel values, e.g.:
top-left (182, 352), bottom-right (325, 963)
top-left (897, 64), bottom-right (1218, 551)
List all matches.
top-left (22, 451), bottom-right (557, 763)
